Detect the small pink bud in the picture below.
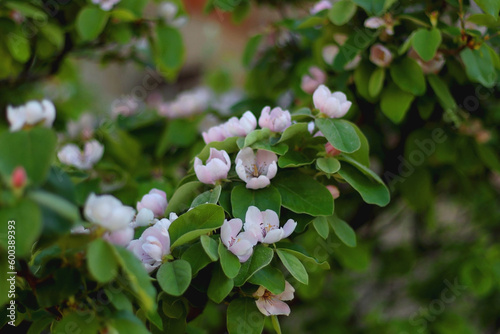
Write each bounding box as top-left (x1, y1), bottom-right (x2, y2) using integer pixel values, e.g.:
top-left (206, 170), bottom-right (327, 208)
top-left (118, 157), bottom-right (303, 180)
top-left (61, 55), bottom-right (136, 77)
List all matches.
top-left (326, 185), bottom-right (340, 199)
top-left (325, 143), bottom-right (341, 156)
top-left (11, 166), bottom-right (27, 188)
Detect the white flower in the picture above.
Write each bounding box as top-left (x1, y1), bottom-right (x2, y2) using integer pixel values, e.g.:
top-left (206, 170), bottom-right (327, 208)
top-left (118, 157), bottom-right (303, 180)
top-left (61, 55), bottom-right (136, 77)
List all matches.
top-left (235, 148), bottom-right (278, 189)
top-left (310, 0), bottom-right (332, 14)
top-left (57, 140), bottom-right (104, 170)
top-left (369, 44), bottom-right (393, 67)
top-left (301, 67), bottom-right (327, 94)
top-left (159, 87), bottom-right (212, 119)
top-left (91, 0), bottom-right (121, 11)
top-left (158, 2), bottom-right (188, 27)
top-left (313, 85), bottom-right (352, 118)
top-left (67, 113), bottom-right (96, 140)
top-left (243, 206), bottom-right (297, 244)
top-left (84, 193), bottom-right (135, 231)
top-left (194, 148), bottom-right (231, 185)
top-left (7, 100), bottom-right (56, 132)
top-left (364, 16), bottom-right (394, 35)
top-left (135, 208), bottom-right (155, 227)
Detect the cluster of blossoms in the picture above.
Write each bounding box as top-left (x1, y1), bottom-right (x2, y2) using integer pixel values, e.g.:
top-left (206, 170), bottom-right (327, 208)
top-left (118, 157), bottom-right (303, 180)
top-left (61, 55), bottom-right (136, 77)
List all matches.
top-left (6, 100), bottom-right (56, 132)
top-left (222, 206), bottom-right (297, 262)
top-left (158, 87), bottom-right (213, 119)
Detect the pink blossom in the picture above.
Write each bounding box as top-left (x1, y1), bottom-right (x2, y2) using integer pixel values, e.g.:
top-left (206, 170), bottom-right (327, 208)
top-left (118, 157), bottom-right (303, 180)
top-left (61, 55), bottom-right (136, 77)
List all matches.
top-left (310, 0), bottom-right (332, 14)
top-left (103, 227), bottom-right (134, 247)
top-left (313, 85), bottom-right (352, 118)
top-left (84, 194), bottom-right (135, 231)
top-left (221, 219), bottom-right (258, 263)
top-left (258, 106), bottom-right (292, 132)
top-left (202, 111), bottom-right (257, 144)
top-left (243, 206), bottom-right (296, 244)
top-left (326, 185), bottom-right (340, 199)
top-left (194, 148), bottom-right (231, 185)
top-left (11, 166), bottom-right (27, 188)
top-left (301, 67), bottom-right (327, 94)
top-left (254, 281), bottom-right (295, 316)
top-left (408, 49), bottom-right (445, 74)
top-left (137, 189), bottom-right (168, 217)
top-left (127, 219), bottom-right (171, 272)
top-left (235, 148), bottom-right (278, 189)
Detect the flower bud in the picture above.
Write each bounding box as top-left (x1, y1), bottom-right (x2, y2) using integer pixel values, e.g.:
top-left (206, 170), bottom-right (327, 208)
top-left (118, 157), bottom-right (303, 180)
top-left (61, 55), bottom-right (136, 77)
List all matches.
top-left (11, 166), bottom-right (27, 189)
top-left (326, 185), bottom-right (340, 199)
top-left (258, 106), bottom-right (292, 132)
top-left (313, 85), bottom-right (352, 118)
top-left (194, 148), bottom-right (231, 185)
top-left (137, 189), bottom-right (168, 217)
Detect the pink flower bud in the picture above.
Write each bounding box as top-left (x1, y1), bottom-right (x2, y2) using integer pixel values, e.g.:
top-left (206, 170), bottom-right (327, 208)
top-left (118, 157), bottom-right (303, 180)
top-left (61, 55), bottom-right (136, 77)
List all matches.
top-left (326, 185), bottom-right (340, 199)
top-left (11, 166), bottom-right (27, 188)
top-left (310, 0), bottom-right (332, 14)
top-left (369, 44), bottom-right (393, 67)
top-left (194, 148), bottom-right (231, 185)
top-left (325, 143), bottom-right (341, 156)
top-left (137, 189), bottom-right (168, 217)
top-left (258, 106), bottom-right (292, 132)
top-left (301, 67), bottom-right (327, 94)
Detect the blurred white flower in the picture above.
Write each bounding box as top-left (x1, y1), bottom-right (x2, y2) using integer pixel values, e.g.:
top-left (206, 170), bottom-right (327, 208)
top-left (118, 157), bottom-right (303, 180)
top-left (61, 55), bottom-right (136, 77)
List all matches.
top-left (310, 0), bottom-right (332, 14)
top-left (57, 140), bottom-right (104, 170)
top-left (408, 49), bottom-right (445, 74)
top-left (91, 0), bottom-right (120, 11)
top-left (7, 100), bottom-right (56, 132)
top-left (158, 87), bottom-right (212, 119)
top-left (202, 111), bottom-right (257, 144)
top-left (137, 189), bottom-right (168, 218)
top-left (67, 113), bottom-right (96, 140)
top-left (158, 2), bottom-right (188, 27)
top-left (369, 44), bottom-right (393, 67)
top-left (84, 193), bottom-right (136, 231)
top-left (103, 227), bottom-right (135, 247)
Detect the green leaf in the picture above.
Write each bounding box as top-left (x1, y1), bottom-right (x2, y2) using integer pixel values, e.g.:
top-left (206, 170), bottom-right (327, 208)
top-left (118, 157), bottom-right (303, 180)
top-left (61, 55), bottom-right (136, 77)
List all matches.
top-left (87, 239), bottom-right (118, 283)
top-left (234, 245), bottom-right (274, 286)
top-left (273, 170), bottom-right (334, 216)
top-left (276, 123), bottom-right (309, 144)
top-left (412, 28), bottom-right (442, 62)
top-left (109, 311), bottom-right (150, 334)
top-left (243, 34), bottom-right (263, 67)
top-left (218, 241), bottom-right (241, 279)
top-left (278, 149), bottom-right (316, 168)
top-left (315, 119), bottom-right (361, 153)
top-left (76, 7), bottom-right (109, 41)
top-left (112, 246), bottom-right (157, 312)
top-left (7, 30), bottom-right (31, 63)
top-left (316, 157), bottom-right (341, 174)
top-left (328, 0), bottom-right (357, 26)
top-left (197, 137), bottom-right (239, 161)
top-left (272, 315), bottom-right (282, 334)
top-left (380, 82), bottom-right (415, 123)
top-left (181, 242), bottom-right (213, 276)
top-left (248, 265), bottom-right (285, 294)
top-left (117, 0), bottom-right (148, 15)
top-left (328, 215), bottom-right (356, 247)
top-left (368, 67), bottom-right (385, 98)
top-left (0, 200), bottom-right (41, 257)
top-left (352, 0), bottom-right (394, 15)
top-left (0, 128), bottom-right (57, 185)
top-left (166, 181), bottom-right (203, 214)
top-left (201, 235), bottom-right (219, 261)
top-left (243, 128), bottom-right (271, 147)
top-left (105, 288), bottom-right (133, 312)
top-left (467, 13), bottom-right (500, 28)
top-left (191, 185), bottom-right (222, 208)
top-left (28, 190), bottom-right (80, 222)
top-left (354, 62), bottom-right (379, 103)
top-left (157, 260), bottom-right (192, 297)
top-left (475, 142), bottom-right (500, 173)
top-left (155, 25), bottom-right (185, 72)
top-left (460, 45), bottom-right (497, 88)
top-left (312, 216), bottom-right (330, 239)
top-left (52, 312), bottom-right (100, 334)
top-left (5, 2), bottom-right (48, 19)
top-left (231, 185), bottom-right (281, 220)
top-left (169, 204), bottom-right (225, 248)
top-left (337, 157), bottom-right (390, 206)
top-left (474, 0), bottom-right (500, 16)
top-left (427, 74), bottom-right (457, 111)
top-left (227, 298), bottom-right (265, 334)
top-left (344, 123), bottom-right (370, 167)
top-left (276, 249), bottom-right (308, 285)
top-left (208, 263), bottom-right (234, 303)
top-left (276, 246), bottom-right (330, 270)
top-left (390, 57), bottom-right (426, 96)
